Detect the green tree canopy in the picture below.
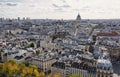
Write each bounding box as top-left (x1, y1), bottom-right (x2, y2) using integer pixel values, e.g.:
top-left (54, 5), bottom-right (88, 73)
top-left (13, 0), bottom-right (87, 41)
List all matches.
top-left (29, 43), bottom-right (35, 48)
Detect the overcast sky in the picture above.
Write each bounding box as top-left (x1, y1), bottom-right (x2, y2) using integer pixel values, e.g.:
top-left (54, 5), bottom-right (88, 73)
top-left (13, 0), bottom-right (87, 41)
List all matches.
top-left (0, 0), bottom-right (120, 19)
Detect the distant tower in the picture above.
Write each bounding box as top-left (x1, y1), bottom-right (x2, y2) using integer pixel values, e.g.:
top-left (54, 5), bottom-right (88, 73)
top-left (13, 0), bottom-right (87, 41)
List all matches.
top-left (73, 13), bottom-right (81, 37)
top-left (76, 13), bottom-right (81, 21)
top-left (17, 17), bottom-right (20, 22)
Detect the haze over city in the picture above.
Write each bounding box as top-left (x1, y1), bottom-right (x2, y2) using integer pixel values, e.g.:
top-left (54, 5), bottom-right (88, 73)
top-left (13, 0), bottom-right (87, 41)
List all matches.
top-left (0, 0), bottom-right (120, 19)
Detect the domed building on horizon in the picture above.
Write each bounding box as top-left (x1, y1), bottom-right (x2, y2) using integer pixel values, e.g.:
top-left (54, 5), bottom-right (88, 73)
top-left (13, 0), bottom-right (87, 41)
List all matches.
top-left (76, 13), bottom-right (81, 21)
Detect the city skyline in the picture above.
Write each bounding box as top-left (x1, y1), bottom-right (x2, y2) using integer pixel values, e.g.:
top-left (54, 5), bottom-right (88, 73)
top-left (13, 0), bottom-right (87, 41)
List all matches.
top-left (0, 0), bottom-right (120, 19)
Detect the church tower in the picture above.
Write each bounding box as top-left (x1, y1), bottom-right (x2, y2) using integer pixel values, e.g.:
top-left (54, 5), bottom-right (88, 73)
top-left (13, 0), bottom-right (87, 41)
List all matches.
top-left (73, 14), bottom-right (81, 37)
top-left (76, 13), bottom-right (81, 21)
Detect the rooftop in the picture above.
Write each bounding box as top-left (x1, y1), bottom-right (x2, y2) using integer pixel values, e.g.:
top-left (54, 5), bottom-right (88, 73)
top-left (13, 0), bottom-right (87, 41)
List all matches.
top-left (97, 31), bottom-right (119, 36)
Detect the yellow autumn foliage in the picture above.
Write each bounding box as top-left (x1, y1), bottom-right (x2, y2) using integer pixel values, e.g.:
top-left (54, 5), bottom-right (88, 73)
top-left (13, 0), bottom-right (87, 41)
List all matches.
top-left (0, 60), bottom-right (63, 77)
top-left (0, 60), bottom-right (45, 77)
top-left (39, 72), bottom-right (45, 77)
top-left (47, 73), bottom-right (61, 77)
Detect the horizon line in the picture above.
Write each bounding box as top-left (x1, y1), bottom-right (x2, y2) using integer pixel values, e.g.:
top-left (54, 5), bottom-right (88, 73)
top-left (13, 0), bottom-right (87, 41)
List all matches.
top-left (1, 17), bottom-right (120, 20)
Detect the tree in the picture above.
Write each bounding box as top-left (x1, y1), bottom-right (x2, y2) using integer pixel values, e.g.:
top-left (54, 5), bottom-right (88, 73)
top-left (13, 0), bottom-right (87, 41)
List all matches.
top-left (0, 63), bottom-right (4, 77)
top-left (39, 72), bottom-right (45, 77)
top-left (29, 43), bottom-right (35, 48)
top-left (2, 60), bottom-right (19, 77)
top-left (0, 60), bottom-right (43, 77)
top-left (69, 74), bottom-right (82, 77)
top-left (53, 73), bottom-right (61, 77)
top-left (47, 73), bottom-right (61, 77)
top-left (36, 50), bottom-right (40, 55)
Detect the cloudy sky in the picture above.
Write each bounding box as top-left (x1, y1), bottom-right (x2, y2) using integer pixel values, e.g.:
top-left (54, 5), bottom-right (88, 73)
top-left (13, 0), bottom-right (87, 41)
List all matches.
top-left (0, 0), bottom-right (120, 19)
